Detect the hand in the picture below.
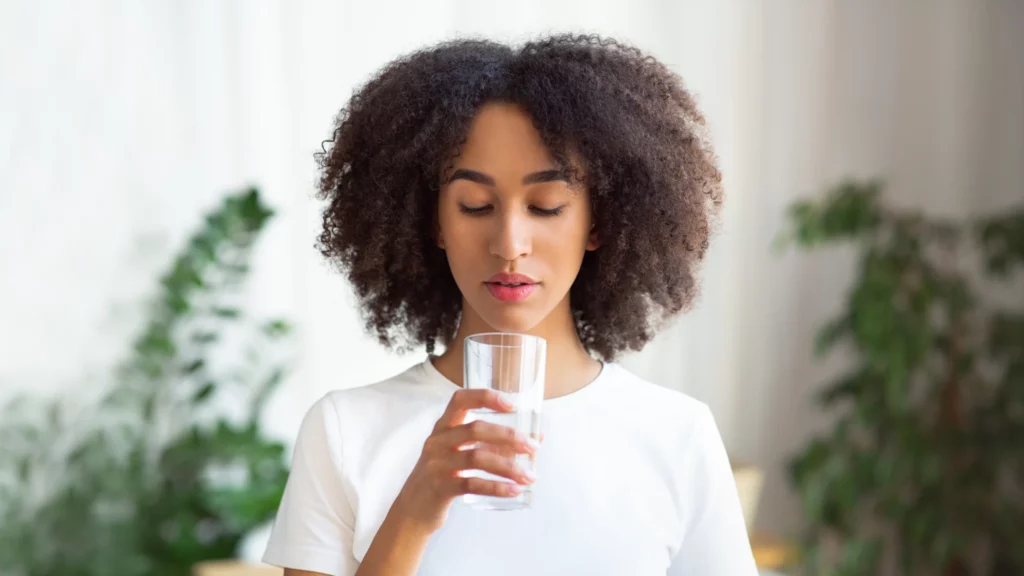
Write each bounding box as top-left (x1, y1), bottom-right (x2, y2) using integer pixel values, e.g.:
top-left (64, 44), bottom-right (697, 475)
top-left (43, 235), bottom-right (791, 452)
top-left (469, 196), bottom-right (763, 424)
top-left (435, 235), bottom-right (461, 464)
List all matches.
top-left (394, 388), bottom-right (541, 532)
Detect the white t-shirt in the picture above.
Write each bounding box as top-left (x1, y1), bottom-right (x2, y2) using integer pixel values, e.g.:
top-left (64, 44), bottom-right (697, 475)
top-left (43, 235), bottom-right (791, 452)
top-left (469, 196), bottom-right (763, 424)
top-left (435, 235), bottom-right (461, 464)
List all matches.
top-left (263, 358), bottom-right (758, 575)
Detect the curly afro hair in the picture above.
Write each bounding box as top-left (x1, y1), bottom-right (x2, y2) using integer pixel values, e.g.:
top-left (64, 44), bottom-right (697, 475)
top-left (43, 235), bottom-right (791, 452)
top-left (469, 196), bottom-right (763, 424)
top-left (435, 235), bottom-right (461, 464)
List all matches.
top-left (317, 33), bottom-right (722, 361)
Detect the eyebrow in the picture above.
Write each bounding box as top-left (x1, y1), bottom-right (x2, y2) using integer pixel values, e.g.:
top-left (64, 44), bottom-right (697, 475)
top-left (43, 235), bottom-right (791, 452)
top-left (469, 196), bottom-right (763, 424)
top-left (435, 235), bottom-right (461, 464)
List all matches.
top-left (446, 168), bottom-right (570, 187)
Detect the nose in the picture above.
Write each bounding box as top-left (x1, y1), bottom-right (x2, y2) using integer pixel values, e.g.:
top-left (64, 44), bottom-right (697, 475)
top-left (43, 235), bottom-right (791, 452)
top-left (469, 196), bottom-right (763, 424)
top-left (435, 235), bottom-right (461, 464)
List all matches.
top-left (489, 208), bottom-right (532, 262)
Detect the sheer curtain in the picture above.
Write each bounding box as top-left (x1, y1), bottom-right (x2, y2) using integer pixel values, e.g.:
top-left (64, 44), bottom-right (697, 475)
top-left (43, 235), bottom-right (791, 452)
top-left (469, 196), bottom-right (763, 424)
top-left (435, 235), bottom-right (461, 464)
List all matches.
top-left (2, 0), bottom-right (1021, 538)
top-left (0, 0), bottom-right (743, 451)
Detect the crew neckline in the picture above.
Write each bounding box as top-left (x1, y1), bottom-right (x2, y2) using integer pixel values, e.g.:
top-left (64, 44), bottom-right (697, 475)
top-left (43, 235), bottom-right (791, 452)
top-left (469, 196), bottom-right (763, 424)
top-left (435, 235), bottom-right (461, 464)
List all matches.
top-left (420, 355), bottom-right (612, 405)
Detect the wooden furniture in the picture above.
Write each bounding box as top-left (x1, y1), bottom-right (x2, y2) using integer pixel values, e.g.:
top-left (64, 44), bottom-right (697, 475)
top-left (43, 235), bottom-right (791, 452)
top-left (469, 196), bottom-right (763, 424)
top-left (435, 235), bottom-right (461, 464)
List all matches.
top-left (751, 532), bottom-right (798, 572)
top-left (731, 461), bottom-right (765, 532)
top-left (193, 560), bottom-right (283, 576)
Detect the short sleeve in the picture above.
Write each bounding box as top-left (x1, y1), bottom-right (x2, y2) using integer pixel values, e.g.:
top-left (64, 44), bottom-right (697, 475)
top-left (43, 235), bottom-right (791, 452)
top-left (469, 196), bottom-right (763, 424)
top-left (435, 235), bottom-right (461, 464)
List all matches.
top-left (263, 394), bottom-right (360, 576)
top-left (667, 406), bottom-right (758, 575)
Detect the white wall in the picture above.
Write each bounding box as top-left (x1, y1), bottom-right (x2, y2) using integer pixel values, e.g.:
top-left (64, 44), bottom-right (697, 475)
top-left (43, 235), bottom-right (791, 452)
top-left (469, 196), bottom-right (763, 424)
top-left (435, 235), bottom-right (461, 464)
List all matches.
top-left (2, 0), bottom-right (1021, 535)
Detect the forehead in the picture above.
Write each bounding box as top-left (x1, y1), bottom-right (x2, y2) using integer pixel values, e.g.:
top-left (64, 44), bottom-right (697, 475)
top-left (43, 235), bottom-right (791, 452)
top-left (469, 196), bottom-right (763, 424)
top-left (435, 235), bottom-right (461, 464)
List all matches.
top-left (455, 102), bottom-right (556, 170)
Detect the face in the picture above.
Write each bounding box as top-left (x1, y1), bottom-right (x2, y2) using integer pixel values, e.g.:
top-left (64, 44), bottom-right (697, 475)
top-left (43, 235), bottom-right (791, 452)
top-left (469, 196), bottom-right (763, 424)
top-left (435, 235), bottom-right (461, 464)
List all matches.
top-left (436, 102), bottom-right (598, 335)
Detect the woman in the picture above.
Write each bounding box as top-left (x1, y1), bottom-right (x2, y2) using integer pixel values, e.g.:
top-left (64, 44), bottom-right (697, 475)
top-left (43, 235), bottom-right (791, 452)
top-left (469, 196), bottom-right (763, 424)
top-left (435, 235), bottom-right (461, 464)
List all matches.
top-left (263, 34), bottom-right (757, 575)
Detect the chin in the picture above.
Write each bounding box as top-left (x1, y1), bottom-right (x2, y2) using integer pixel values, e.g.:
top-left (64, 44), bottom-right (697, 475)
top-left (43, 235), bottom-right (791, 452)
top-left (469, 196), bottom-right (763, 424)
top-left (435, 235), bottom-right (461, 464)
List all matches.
top-left (476, 306), bottom-right (545, 335)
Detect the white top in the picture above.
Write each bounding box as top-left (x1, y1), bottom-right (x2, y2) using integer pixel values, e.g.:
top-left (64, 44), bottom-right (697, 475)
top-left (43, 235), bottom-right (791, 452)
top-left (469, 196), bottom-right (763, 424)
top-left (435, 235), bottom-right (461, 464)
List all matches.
top-left (263, 358), bottom-right (758, 575)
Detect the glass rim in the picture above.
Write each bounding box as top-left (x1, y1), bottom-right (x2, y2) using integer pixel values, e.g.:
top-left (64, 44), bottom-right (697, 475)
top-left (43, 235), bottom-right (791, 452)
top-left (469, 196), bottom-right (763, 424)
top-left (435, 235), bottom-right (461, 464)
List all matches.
top-left (464, 332), bottom-right (546, 348)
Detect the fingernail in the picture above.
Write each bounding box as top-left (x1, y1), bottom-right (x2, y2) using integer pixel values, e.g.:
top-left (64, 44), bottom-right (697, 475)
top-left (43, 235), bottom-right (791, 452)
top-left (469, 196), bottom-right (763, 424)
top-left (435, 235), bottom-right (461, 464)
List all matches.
top-left (523, 438), bottom-right (541, 453)
top-left (508, 483), bottom-right (524, 495)
top-left (515, 432), bottom-right (537, 448)
top-left (519, 467), bottom-right (536, 483)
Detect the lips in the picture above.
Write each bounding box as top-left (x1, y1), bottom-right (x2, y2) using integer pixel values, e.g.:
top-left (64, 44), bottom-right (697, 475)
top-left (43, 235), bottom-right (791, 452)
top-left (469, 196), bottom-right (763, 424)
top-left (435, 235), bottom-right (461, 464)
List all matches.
top-left (487, 272), bottom-right (537, 286)
top-left (485, 272), bottom-right (538, 303)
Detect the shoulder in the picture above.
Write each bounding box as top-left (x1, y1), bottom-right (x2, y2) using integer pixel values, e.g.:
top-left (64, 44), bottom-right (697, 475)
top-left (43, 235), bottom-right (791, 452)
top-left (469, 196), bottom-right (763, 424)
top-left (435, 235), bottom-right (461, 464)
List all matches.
top-left (599, 362), bottom-right (715, 441)
top-left (595, 364), bottom-right (743, 553)
top-left (296, 360), bottom-right (448, 457)
top-left (315, 360), bottom-right (446, 418)
top-left (596, 363), bottom-right (728, 486)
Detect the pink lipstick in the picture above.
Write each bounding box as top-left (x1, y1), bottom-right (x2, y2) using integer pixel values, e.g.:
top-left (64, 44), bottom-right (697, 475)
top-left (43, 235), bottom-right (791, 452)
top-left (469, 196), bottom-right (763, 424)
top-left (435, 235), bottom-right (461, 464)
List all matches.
top-left (485, 272), bottom-right (538, 303)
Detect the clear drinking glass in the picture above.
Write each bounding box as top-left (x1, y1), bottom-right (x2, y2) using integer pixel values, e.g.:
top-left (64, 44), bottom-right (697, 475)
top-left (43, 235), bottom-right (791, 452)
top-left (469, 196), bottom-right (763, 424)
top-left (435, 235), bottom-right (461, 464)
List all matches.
top-left (461, 332), bottom-right (546, 510)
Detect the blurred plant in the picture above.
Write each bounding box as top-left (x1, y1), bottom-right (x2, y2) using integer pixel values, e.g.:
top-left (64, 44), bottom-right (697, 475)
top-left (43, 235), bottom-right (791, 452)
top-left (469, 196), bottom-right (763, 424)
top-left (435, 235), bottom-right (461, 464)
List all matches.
top-left (0, 188), bottom-right (292, 576)
top-left (779, 180), bottom-right (1024, 576)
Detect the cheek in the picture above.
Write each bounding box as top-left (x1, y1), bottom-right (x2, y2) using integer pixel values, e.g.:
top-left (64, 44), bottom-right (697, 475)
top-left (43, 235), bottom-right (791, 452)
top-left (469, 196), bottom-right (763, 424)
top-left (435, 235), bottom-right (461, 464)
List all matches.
top-left (439, 217), bottom-right (485, 275)
top-left (538, 215), bottom-right (591, 257)
top-left (437, 199), bottom-right (466, 247)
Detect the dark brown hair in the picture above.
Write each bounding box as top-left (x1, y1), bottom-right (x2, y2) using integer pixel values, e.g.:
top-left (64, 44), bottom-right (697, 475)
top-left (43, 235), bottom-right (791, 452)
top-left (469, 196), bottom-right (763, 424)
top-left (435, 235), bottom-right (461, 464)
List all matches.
top-left (316, 33), bottom-right (722, 361)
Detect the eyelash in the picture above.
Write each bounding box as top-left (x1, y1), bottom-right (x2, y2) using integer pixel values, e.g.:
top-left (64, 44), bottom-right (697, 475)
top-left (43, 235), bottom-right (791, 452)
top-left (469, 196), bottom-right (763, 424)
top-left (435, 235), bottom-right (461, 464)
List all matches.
top-left (458, 205), bottom-right (565, 217)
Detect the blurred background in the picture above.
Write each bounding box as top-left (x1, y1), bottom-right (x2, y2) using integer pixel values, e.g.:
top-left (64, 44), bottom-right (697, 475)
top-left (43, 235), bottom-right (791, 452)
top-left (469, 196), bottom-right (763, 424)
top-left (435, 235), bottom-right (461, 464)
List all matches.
top-left (1, 1), bottom-right (1021, 575)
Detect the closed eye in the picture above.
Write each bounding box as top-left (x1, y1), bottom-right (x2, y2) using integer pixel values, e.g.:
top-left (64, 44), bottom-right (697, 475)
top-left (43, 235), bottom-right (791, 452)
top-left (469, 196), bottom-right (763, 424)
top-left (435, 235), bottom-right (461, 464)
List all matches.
top-left (458, 204), bottom-right (492, 215)
top-left (458, 204), bottom-right (565, 216)
top-left (531, 205), bottom-right (565, 216)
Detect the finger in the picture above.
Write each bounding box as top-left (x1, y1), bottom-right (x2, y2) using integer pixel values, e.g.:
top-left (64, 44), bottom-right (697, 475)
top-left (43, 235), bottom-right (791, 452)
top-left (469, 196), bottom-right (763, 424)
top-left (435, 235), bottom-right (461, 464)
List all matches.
top-left (458, 476), bottom-right (525, 498)
top-left (472, 441), bottom-right (521, 460)
top-left (434, 389), bottom-right (514, 431)
top-left (435, 419), bottom-right (538, 454)
top-left (450, 448), bottom-right (535, 486)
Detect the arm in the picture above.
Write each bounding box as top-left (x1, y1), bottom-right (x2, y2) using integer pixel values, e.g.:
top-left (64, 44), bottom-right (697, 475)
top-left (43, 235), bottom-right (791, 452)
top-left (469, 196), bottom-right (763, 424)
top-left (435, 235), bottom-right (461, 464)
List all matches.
top-left (354, 390), bottom-right (537, 576)
top-left (266, 389), bottom-right (536, 576)
top-left (262, 396), bottom-right (361, 575)
top-left (277, 487), bottom-right (440, 576)
top-left (666, 406), bottom-right (758, 575)
top-left (350, 490), bottom-right (434, 576)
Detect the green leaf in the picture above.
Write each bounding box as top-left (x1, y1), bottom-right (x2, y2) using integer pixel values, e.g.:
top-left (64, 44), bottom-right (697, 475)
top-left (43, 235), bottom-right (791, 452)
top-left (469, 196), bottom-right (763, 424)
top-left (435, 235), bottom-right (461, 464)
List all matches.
top-left (261, 319), bottom-right (291, 338)
top-left (190, 236), bottom-right (218, 264)
top-left (818, 370), bottom-right (869, 407)
top-left (976, 210), bottom-right (1024, 276)
top-left (190, 331), bottom-right (219, 345)
top-left (16, 456), bottom-right (31, 483)
top-left (134, 329), bottom-right (175, 359)
top-left (191, 382), bottom-right (216, 404)
top-left (212, 307), bottom-right (241, 319)
top-left (833, 537), bottom-right (882, 575)
top-left (182, 359), bottom-right (205, 375)
top-left (142, 395), bottom-right (156, 421)
top-left (238, 186), bottom-right (275, 231)
top-left (814, 316), bottom-right (850, 357)
top-left (990, 313), bottom-right (1024, 360)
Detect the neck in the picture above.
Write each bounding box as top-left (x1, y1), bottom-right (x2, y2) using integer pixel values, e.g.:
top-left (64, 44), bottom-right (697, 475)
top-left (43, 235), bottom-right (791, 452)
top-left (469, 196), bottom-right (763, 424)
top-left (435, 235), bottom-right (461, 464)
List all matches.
top-left (432, 297), bottom-right (603, 399)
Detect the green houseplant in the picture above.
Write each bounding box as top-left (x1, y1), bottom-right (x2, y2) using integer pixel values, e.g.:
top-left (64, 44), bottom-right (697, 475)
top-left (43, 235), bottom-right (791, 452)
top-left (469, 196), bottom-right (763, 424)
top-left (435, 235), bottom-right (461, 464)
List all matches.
top-left (0, 188), bottom-right (292, 576)
top-left (780, 180), bottom-right (1024, 576)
